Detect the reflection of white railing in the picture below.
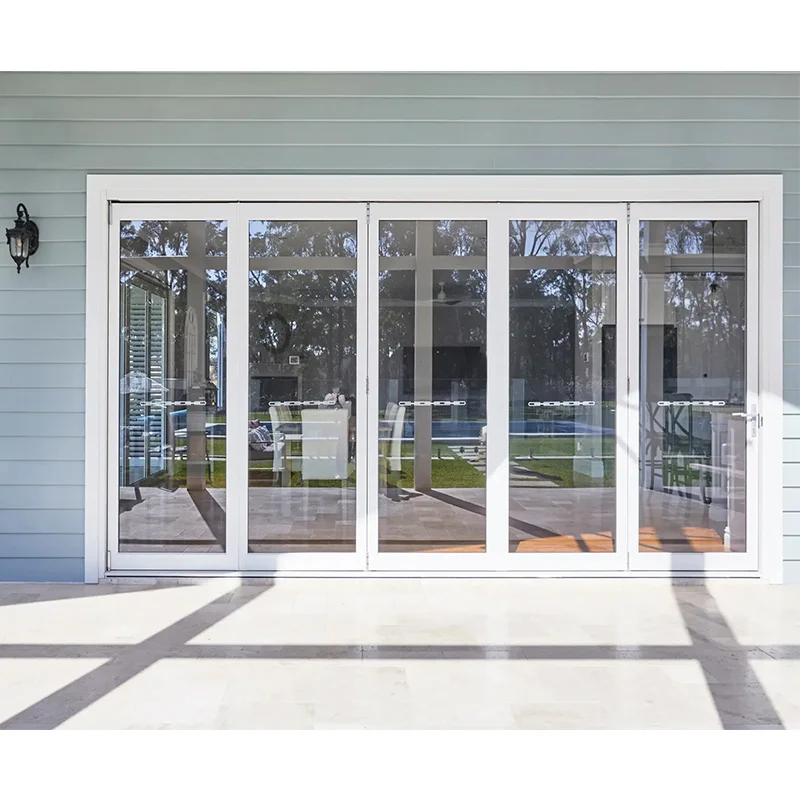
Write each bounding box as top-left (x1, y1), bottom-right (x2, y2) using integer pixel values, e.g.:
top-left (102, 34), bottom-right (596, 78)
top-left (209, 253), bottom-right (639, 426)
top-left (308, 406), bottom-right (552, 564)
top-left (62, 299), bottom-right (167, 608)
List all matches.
top-left (398, 401), bottom-right (467, 407)
top-left (143, 400), bottom-right (207, 407)
top-left (656, 400), bottom-right (727, 407)
top-left (527, 401), bottom-right (596, 407)
top-left (378, 436), bottom-right (481, 442)
top-left (515, 455), bottom-right (612, 461)
top-left (268, 400), bottom-right (338, 407)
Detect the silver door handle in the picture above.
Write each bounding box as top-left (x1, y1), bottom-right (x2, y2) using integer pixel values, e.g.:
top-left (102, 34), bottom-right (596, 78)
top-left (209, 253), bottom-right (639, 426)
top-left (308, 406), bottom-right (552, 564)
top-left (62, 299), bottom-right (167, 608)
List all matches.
top-left (731, 405), bottom-right (760, 437)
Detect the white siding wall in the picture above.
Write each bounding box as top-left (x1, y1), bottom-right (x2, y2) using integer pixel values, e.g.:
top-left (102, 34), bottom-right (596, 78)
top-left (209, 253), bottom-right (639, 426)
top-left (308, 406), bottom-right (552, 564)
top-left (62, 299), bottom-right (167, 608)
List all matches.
top-left (0, 72), bottom-right (797, 581)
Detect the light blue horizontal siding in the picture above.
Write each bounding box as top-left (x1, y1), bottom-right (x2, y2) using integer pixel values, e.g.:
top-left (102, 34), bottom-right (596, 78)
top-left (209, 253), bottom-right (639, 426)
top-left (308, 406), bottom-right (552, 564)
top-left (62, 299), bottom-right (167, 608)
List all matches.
top-left (0, 533), bottom-right (83, 559)
top-left (0, 461), bottom-right (84, 485)
top-left (0, 388), bottom-right (84, 413)
top-left (0, 486), bottom-right (83, 510)
top-left (0, 437), bottom-right (86, 461)
top-left (0, 557), bottom-right (82, 582)
top-left (0, 290), bottom-right (85, 316)
top-left (0, 315), bottom-right (85, 340)
top-left (0, 267), bottom-right (88, 292)
top-left (0, 413), bottom-right (84, 437)
top-left (0, 339), bottom-right (85, 363)
top-left (783, 561), bottom-right (800, 584)
top-left (0, 71), bottom-right (797, 581)
top-left (783, 512), bottom-right (800, 535)
top-left (784, 537), bottom-right (800, 560)
top-left (1, 71), bottom-right (796, 95)
top-left (785, 489), bottom-right (800, 511)
top-left (2, 96), bottom-right (799, 122)
top-left (2, 144), bottom-right (798, 172)
top-left (0, 364), bottom-right (85, 389)
top-left (783, 416), bottom-right (800, 439)
top-left (3, 120), bottom-right (800, 146)
top-left (0, 509), bottom-right (83, 534)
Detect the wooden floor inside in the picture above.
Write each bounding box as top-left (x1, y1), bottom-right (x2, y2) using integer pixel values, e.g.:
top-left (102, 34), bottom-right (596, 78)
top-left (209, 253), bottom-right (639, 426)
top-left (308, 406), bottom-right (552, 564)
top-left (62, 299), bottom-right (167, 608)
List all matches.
top-left (413, 527), bottom-right (725, 553)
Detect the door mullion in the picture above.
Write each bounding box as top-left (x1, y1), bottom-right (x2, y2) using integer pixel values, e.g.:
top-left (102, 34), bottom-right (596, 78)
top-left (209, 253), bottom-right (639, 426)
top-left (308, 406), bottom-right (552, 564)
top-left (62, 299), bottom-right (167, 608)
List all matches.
top-left (486, 210), bottom-right (510, 558)
top-left (228, 204), bottom-right (250, 570)
top-left (624, 203), bottom-right (640, 569)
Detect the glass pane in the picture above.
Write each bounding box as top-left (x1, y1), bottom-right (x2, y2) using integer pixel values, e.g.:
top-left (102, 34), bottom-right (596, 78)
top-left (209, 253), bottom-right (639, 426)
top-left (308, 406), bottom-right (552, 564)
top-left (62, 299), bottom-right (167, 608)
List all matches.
top-left (248, 220), bottom-right (357, 552)
top-left (509, 221), bottom-right (617, 553)
top-left (378, 220), bottom-right (487, 552)
top-left (639, 220), bottom-right (747, 553)
top-left (118, 220), bottom-right (228, 552)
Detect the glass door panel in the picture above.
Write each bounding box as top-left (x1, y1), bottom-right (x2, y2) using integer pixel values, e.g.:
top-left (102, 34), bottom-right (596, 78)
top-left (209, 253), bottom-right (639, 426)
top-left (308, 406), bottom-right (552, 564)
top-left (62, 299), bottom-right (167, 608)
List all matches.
top-left (110, 204), bottom-right (237, 570)
top-left (376, 218), bottom-right (488, 553)
top-left (508, 218), bottom-right (618, 555)
top-left (368, 205), bottom-right (494, 568)
top-left (629, 204), bottom-right (759, 571)
top-left (247, 220), bottom-right (358, 553)
top-left (242, 205), bottom-right (368, 570)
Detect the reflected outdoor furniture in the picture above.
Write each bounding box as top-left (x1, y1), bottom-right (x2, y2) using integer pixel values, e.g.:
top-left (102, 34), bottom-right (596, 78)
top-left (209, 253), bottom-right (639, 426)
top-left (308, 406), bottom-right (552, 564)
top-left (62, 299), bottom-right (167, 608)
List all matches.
top-left (268, 405), bottom-right (351, 484)
top-left (382, 401), bottom-right (406, 473)
top-left (689, 455), bottom-right (744, 553)
top-left (301, 408), bottom-right (350, 480)
top-left (642, 395), bottom-right (713, 499)
top-left (268, 405), bottom-right (302, 485)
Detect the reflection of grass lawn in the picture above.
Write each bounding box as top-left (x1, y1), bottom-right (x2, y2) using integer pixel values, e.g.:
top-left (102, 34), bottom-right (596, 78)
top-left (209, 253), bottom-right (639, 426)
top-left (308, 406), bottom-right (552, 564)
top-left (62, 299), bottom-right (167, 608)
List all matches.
top-left (156, 434), bottom-right (617, 490)
top-left (141, 459), bottom-right (227, 488)
top-left (509, 435), bottom-right (615, 488)
top-left (382, 443), bottom-right (485, 490)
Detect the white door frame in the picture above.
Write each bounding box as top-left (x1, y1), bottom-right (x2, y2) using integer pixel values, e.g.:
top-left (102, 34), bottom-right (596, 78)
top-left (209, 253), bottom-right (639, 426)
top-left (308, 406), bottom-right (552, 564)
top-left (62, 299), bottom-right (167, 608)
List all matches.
top-left (627, 203), bottom-right (761, 572)
top-left (85, 175), bottom-right (783, 582)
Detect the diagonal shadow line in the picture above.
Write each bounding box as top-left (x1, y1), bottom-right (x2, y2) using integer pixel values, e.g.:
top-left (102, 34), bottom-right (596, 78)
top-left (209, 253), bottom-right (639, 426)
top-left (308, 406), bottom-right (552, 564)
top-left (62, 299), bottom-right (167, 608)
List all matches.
top-left (188, 489), bottom-right (226, 546)
top-left (671, 578), bottom-right (785, 730)
top-left (0, 582), bottom-right (273, 731)
top-left (423, 488), bottom-right (563, 539)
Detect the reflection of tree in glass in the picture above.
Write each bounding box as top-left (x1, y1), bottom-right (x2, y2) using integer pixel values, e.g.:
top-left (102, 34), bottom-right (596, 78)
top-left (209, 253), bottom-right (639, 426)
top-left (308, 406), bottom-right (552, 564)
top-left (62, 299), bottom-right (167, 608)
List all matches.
top-left (378, 221), bottom-right (488, 401)
top-left (642, 220), bottom-right (747, 389)
top-left (510, 220), bottom-right (616, 400)
top-left (119, 220), bottom-right (228, 400)
top-left (248, 221), bottom-right (358, 400)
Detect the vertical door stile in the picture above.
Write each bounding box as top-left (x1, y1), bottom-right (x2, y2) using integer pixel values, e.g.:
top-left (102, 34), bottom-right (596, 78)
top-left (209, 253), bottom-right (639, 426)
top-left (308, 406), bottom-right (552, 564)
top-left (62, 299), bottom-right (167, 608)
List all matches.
top-left (356, 205), bottom-right (370, 571)
top-left (626, 204), bottom-right (641, 568)
top-left (486, 209), bottom-right (510, 561)
top-left (366, 202), bottom-right (380, 568)
top-left (229, 203), bottom-right (249, 571)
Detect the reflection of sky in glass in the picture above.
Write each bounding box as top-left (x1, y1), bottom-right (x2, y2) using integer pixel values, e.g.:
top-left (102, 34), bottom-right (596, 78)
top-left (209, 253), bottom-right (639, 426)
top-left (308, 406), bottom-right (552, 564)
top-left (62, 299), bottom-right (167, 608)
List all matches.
top-left (121, 219), bottom-right (228, 257)
top-left (639, 220), bottom-right (746, 256)
top-left (249, 220), bottom-right (357, 257)
top-left (509, 221), bottom-right (616, 319)
top-left (511, 220), bottom-right (616, 258)
top-left (379, 220), bottom-right (487, 257)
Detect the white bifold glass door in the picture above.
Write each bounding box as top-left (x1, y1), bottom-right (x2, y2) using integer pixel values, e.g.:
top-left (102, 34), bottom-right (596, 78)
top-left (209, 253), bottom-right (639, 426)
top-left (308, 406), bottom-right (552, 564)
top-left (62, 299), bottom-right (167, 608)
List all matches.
top-left (627, 203), bottom-right (759, 571)
top-left (108, 200), bottom-right (759, 574)
top-left (109, 203), bottom-right (369, 572)
top-left (239, 204), bottom-right (368, 571)
top-left (367, 203), bottom-right (630, 571)
top-left (109, 203), bottom-right (241, 571)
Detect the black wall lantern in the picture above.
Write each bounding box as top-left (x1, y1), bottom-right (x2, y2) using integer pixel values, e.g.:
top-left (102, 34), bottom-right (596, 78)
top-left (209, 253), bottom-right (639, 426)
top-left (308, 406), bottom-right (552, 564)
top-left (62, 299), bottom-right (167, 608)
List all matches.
top-left (6, 203), bottom-right (39, 273)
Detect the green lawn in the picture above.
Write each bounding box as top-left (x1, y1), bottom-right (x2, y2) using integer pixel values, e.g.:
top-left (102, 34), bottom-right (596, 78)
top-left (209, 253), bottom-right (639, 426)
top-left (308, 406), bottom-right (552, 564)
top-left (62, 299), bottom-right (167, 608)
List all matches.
top-left (381, 443), bottom-right (485, 490)
top-left (158, 431), bottom-right (619, 491)
top-left (509, 434), bottom-right (615, 488)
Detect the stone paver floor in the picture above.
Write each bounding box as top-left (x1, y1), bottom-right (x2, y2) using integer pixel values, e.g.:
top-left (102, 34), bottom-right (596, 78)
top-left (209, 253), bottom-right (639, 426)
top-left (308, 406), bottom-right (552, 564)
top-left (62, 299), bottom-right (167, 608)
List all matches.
top-left (1, 577), bottom-right (800, 729)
